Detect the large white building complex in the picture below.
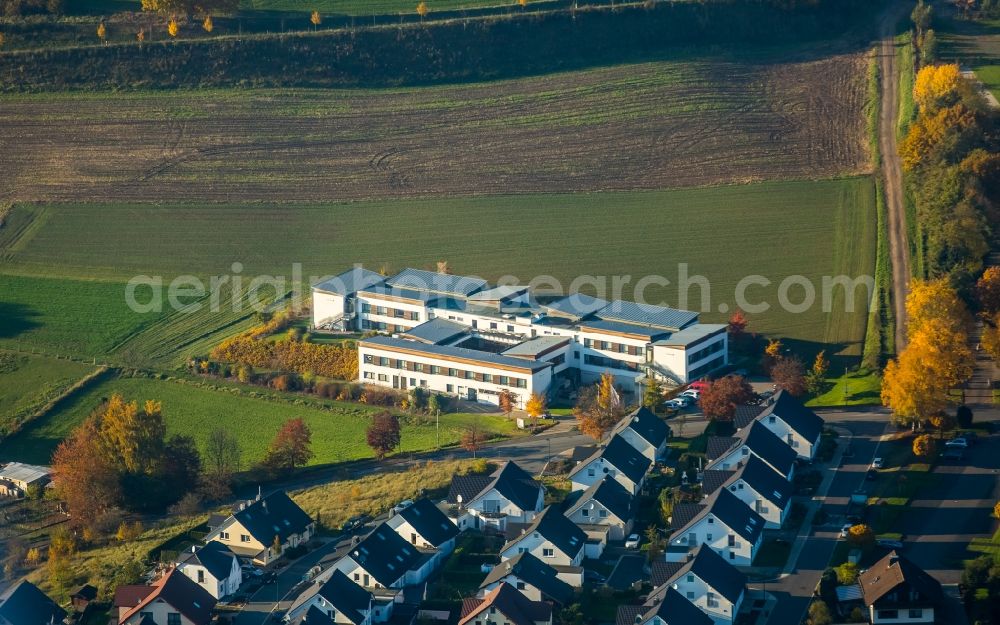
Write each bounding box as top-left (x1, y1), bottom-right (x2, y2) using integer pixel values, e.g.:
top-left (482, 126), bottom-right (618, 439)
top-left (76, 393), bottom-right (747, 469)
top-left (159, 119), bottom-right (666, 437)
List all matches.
top-left (312, 266), bottom-right (728, 407)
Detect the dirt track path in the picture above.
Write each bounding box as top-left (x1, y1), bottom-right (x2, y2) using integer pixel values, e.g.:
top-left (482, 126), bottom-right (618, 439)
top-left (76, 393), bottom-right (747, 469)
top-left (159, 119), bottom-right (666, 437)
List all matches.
top-left (878, 1), bottom-right (912, 352)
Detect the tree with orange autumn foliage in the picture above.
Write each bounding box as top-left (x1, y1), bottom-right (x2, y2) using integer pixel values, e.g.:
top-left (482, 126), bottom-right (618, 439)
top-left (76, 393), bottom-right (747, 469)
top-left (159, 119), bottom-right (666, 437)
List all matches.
top-left (899, 104), bottom-right (977, 170)
top-left (977, 266), bottom-right (1000, 315)
top-left (416, 1), bottom-right (427, 17)
top-left (167, 18), bottom-right (179, 37)
top-left (913, 63), bottom-right (961, 112)
top-left (912, 434), bottom-right (936, 458)
top-left (575, 373), bottom-right (625, 440)
top-left (264, 418), bottom-right (314, 470)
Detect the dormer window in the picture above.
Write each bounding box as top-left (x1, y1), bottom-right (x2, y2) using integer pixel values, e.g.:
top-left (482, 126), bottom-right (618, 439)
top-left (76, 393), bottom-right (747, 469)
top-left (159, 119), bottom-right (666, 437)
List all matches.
top-left (768, 416), bottom-right (776, 424)
top-left (741, 448), bottom-right (749, 456)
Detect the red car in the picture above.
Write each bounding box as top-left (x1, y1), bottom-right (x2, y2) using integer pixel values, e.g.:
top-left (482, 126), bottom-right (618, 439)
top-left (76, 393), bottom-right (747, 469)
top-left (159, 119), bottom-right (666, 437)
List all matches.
top-left (688, 380), bottom-right (710, 391)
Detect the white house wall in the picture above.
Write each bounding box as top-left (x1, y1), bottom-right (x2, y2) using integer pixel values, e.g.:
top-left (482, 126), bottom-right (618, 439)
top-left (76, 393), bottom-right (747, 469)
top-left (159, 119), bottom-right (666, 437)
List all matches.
top-left (670, 574), bottom-right (743, 625)
top-left (756, 415), bottom-right (818, 460)
top-left (669, 518), bottom-right (759, 566)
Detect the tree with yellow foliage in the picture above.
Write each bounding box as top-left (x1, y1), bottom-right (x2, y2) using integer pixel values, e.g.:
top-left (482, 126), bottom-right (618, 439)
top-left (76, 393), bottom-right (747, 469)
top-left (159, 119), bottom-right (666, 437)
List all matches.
top-left (977, 266), bottom-right (1000, 315)
top-left (97, 22), bottom-right (107, 42)
top-left (847, 524), bottom-right (874, 547)
top-left (519, 0), bottom-right (527, 6)
top-left (525, 392), bottom-right (547, 423)
top-left (137, 29), bottom-right (146, 42)
top-left (982, 314), bottom-right (1000, 363)
top-left (913, 63), bottom-right (961, 113)
top-left (310, 10), bottom-right (321, 30)
top-left (416, 1), bottom-right (428, 18)
top-left (168, 18), bottom-right (179, 37)
top-left (899, 104), bottom-right (976, 171)
top-left (202, 15), bottom-right (213, 32)
top-left (906, 279), bottom-right (970, 337)
top-left (994, 501), bottom-right (1000, 519)
top-left (912, 434), bottom-right (936, 458)
top-left (575, 372), bottom-right (625, 440)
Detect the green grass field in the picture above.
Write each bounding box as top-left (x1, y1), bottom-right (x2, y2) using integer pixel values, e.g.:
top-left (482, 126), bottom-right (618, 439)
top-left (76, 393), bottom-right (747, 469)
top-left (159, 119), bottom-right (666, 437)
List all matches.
top-left (0, 351), bottom-right (97, 435)
top-left (242, 0), bottom-right (512, 14)
top-left (0, 177), bottom-right (877, 361)
top-left (0, 374), bottom-right (518, 466)
top-left (938, 11), bottom-right (1000, 100)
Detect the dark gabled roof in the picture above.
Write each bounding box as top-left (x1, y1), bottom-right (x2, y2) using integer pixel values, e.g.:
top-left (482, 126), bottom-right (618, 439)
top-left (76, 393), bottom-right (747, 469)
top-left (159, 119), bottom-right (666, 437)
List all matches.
top-left (506, 507), bottom-right (586, 560)
top-left (480, 552), bottom-right (575, 605)
top-left (595, 300), bottom-right (699, 332)
top-left (702, 470), bottom-right (736, 496)
top-left (606, 554), bottom-right (648, 591)
top-left (178, 540), bottom-right (236, 582)
top-left (401, 318), bottom-right (469, 345)
top-left (386, 268), bottom-right (487, 298)
top-left (859, 551), bottom-right (943, 607)
top-left (397, 498), bottom-right (460, 548)
top-left (615, 406), bottom-right (670, 449)
top-left (71, 584), bottom-right (97, 602)
top-left (231, 491), bottom-right (313, 545)
top-left (758, 390), bottom-right (825, 442)
top-left (671, 488), bottom-right (764, 545)
top-left (348, 522), bottom-right (425, 587)
top-left (741, 421), bottom-right (797, 477)
top-left (669, 503), bottom-right (706, 531)
top-left (733, 404), bottom-right (766, 430)
top-left (313, 267), bottom-right (386, 296)
top-left (649, 561), bottom-right (684, 587)
top-left (316, 570), bottom-right (372, 625)
top-left (735, 455), bottom-right (793, 509)
top-left (459, 583), bottom-right (552, 625)
top-left (615, 605), bottom-right (644, 625)
top-left (570, 435), bottom-right (651, 485)
top-left (706, 436), bottom-right (740, 462)
top-left (119, 569), bottom-right (216, 625)
top-left (113, 585), bottom-right (154, 608)
top-left (663, 545), bottom-right (747, 605)
top-left (539, 294), bottom-right (610, 320)
top-left (0, 581), bottom-right (66, 625)
top-left (361, 335), bottom-right (553, 372)
top-left (567, 476), bottom-right (635, 522)
top-left (292, 606), bottom-right (337, 625)
top-left (643, 587), bottom-right (714, 625)
top-left (449, 462), bottom-right (543, 512)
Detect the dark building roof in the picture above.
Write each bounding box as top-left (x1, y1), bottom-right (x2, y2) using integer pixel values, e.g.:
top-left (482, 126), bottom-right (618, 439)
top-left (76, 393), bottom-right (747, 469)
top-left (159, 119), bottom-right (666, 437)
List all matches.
top-left (672, 488), bottom-right (765, 545)
top-left (401, 318), bottom-right (469, 345)
top-left (615, 605), bottom-right (644, 625)
top-left (386, 268), bottom-right (488, 298)
top-left (313, 267), bottom-right (386, 296)
top-left (733, 404), bottom-right (766, 430)
top-left (570, 435), bottom-right (651, 485)
top-left (315, 570), bottom-right (372, 625)
top-left (460, 583), bottom-right (552, 625)
top-left (662, 545), bottom-right (747, 605)
top-left (649, 561), bottom-right (684, 587)
top-left (701, 470), bottom-right (736, 496)
top-left (614, 406), bottom-right (670, 449)
top-left (396, 498), bottom-right (460, 548)
top-left (480, 552), bottom-right (575, 605)
top-left (669, 503), bottom-right (706, 530)
top-left (539, 294), bottom-right (610, 320)
top-left (577, 319), bottom-right (672, 340)
top-left (178, 540), bottom-right (237, 582)
top-left (113, 585), bottom-right (154, 608)
top-left (734, 455), bottom-right (793, 509)
top-left (118, 569), bottom-right (217, 625)
top-left (642, 587), bottom-right (714, 625)
top-left (595, 300), bottom-right (699, 332)
top-left (348, 522), bottom-right (425, 587)
top-left (567, 476), bottom-right (635, 522)
top-left (291, 606), bottom-right (337, 625)
top-left (706, 437), bottom-right (740, 462)
top-left (859, 551), bottom-right (943, 608)
top-left (606, 554), bottom-right (648, 591)
top-left (361, 335), bottom-right (552, 372)
top-left (231, 491), bottom-right (313, 545)
top-left (448, 462), bottom-right (543, 512)
top-left (741, 421), bottom-right (797, 477)
top-left (758, 390), bottom-right (825, 443)
top-left (506, 507), bottom-right (586, 561)
top-left (0, 581), bottom-right (66, 625)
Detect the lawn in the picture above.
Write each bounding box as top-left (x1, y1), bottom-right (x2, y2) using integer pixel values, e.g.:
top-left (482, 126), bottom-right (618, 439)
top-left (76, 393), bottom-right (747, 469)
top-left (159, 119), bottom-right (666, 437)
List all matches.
top-left (807, 369), bottom-right (882, 408)
top-left (1, 177), bottom-right (878, 358)
top-left (0, 374), bottom-right (519, 466)
top-left (938, 10), bottom-right (1000, 99)
top-left (0, 351), bottom-right (97, 436)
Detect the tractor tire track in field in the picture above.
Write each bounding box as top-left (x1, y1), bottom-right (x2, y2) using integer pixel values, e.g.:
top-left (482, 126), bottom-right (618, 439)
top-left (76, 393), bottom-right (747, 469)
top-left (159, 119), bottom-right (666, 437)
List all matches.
top-left (878, 0), bottom-right (912, 351)
top-left (0, 54), bottom-right (871, 203)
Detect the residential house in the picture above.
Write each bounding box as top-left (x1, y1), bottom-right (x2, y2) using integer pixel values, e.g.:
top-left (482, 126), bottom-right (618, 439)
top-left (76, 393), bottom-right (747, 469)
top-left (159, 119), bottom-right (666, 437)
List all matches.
top-left (615, 587), bottom-right (714, 625)
top-left (568, 434), bottom-right (651, 495)
top-left (322, 522), bottom-right (436, 590)
top-left (459, 583), bottom-right (553, 625)
top-left (702, 456), bottom-right (792, 529)
top-left (668, 488), bottom-right (765, 566)
top-left (611, 406), bottom-right (671, 463)
top-left (203, 491), bottom-right (315, 566)
top-left (0, 463), bottom-right (51, 498)
top-left (657, 545), bottom-right (747, 625)
top-left (479, 552), bottom-right (575, 606)
top-left (286, 570), bottom-right (375, 625)
top-left (704, 422), bottom-right (797, 480)
top-left (176, 540), bottom-right (242, 599)
top-left (386, 497), bottom-right (459, 568)
top-left (859, 551), bottom-right (943, 625)
top-left (115, 569), bottom-right (217, 625)
top-left (0, 581), bottom-right (66, 625)
top-left (70, 585), bottom-right (97, 614)
top-left (747, 391), bottom-right (824, 460)
top-left (563, 476), bottom-right (635, 541)
top-left (448, 461), bottom-right (545, 531)
top-left (500, 507), bottom-right (587, 586)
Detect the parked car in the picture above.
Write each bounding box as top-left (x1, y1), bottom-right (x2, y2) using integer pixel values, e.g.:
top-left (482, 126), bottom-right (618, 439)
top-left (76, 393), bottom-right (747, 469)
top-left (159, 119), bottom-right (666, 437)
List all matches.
top-left (871, 457), bottom-right (884, 469)
top-left (840, 523), bottom-right (853, 538)
top-left (625, 534), bottom-right (641, 549)
top-left (945, 438), bottom-right (969, 449)
top-left (341, 515), bottom-right (369, 532)
top-left (679, 389), bottom-right (700, 400)
top-left (392, 500), bottom-right (414, 514)
top-left (866, 469), bottom-right (878, 481)
top-left (876, 538), bottom-right (904, 550)
top-left (663, 396), bottom-right (693, 409)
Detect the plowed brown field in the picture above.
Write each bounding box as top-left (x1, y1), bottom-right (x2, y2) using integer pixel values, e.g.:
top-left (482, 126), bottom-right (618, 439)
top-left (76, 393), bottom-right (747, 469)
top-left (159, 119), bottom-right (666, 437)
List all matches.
top-left (0, 52), bottom-right (870, 203)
